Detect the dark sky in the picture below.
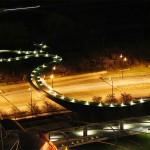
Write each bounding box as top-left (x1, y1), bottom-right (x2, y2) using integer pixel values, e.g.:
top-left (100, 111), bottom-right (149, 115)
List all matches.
top-left (0, 0), bottom-right (150, 57)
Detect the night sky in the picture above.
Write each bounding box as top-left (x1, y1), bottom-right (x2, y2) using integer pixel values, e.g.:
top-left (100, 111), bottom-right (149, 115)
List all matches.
top-left (0, 0), bottom-right (150, 58)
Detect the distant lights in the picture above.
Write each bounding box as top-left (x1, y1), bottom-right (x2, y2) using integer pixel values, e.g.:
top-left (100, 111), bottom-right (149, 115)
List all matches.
top-left (110, 103), bottom-right (114, 107)
top-left (42, 44), bottom-right (47, 49)
top-left (85, 101), bottom-right (89, 105)
top-left (16, 57), bottom-right (20, 60)
top-left (42, 64), bottom-right (47, 68)
top-left (130, 101), bottom-right (134, 105)
top-left (45, 53), bottom-right (49, 57)
top-left (140, 97), bottom-right (144, 103)
top-left (35, 53), bottom-right (39, 57)
top-left (98, 103), bottom-right (102, 107)
top-left (121, 103), bottom-right (126, 107)
top-left (33, 70), bottom-right (36, 73)
top-left (71, 99), bottom-right (75, 103)
top-left (39, 50), bottom-right (43, 53)
top-left (96, 136), bottom-right (99, 139)
top-left (7, 58), bottom-right (11, 62)
top-left (17, 50), bottom-right (21, 54)
top-left (25, 55), bottom-right (28, 59)
top-left (61, 95), bottom-right (65, 99)
top-left (48, 89), bottom-right (53, 93)
top-left (25, 51), bottom-right (29, 54)
top-left (33, 50), bottom-right (37, 54)
top-left (53, 92), bottom-right (57, 97)
top-left (53, 55), bottom-right (58, 59)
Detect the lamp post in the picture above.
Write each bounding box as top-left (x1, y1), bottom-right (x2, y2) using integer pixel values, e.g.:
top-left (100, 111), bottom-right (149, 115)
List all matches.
top-left (50, 66), bottom-right (56, 88)
top-left (120, 54), bottom-right (127, 79)
top-left (109, 77), bottom-right (114, 99)
top-left (50, 74), bottom-right (54, 88)
top-left (28, 88), bottom-right (33, 117)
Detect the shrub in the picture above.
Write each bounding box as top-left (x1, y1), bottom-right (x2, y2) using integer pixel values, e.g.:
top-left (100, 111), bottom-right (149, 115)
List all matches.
top-left (120, 92), bottom-right (133, 103)
top-left (92, 96), bottom-right (102, 103)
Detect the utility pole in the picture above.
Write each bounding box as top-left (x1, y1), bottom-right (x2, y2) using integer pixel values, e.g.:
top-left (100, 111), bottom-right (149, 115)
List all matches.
top-left (120, 54), bottom-right (127, 79)
top-left (28, 88), bottom-right (33, 118)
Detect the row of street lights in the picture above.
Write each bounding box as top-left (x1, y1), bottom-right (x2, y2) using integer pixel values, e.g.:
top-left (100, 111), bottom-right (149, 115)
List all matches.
top-left (109, 54), bottom-right (128, 99)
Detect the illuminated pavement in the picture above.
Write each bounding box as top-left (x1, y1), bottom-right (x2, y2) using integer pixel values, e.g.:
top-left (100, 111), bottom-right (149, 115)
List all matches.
top-left (0, 48), bottom-right (150, 112)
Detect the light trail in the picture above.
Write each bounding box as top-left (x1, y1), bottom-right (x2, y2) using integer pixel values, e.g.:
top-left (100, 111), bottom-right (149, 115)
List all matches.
top-left (2, 5), bottom-right (40, 12)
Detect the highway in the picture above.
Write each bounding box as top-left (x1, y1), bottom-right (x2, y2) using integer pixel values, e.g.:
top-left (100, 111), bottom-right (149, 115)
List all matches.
top-left (0, 71), bottom-right (150, 112)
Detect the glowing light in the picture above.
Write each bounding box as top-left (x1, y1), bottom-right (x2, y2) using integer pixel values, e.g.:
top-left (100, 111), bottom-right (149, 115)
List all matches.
top-left (52, 66), bottom-right (56, 70)
top-left (54, 55), bottom-right (58, 59)
top-left (25, 55), bottom-right (28, 59)
top-left (35, 54), bottom-right (39, 57)
top-left (124, 57), bottom-right (127, 61)
top-left (73, 129), bottom-right (100, 136)
top-left (91, 136), bottom-right (94, 139)
top-left (16, 57), bottom-right (20, 60)
top-left (53, 92), bottom-right (57, 96)
top-left (98, 103), bottom-right (102, 107)
top-left (26, 51), bottom-right (29, 54)
top-left (130, 101), bottom-right (134, 105)
top-left (0, 58), bottom-right (3, 62)
top-left (96, 136), bottom-right (99, 138)
top-left (3, 5), bottom-right (40, 12)
top-left (17, 50), bottom-right (21, 54)
top-left (49, 89), bottom-right (52, 93)
top-left (33, 50), bottom-right (37, 54)
top-left (8, 58), bottom-right (11, 61)
top-left (50, 135), bottom-right (64, 142)
top-left (121, 103), bottom-right (126, 107)
top-left (42, 64), bottom-right (47, 68)
top-left (39, 50), bottom-right (43, 53)
top-left (71, 99), bottom-right (75, 103)
top-left (140, 98), bottom-right (144, 103)
top-left (85, 101), bottom-right (89, 105)
top-left (61, 95), bottom-right (65, 99)
top-left (50, 74), bottom-right (54, 79)
top-left (42, 44), bottom-right (47, 49)
top-left (45, 53), bottom-right (49, 57)
top-left (110, 103), bottom-right (114, 107)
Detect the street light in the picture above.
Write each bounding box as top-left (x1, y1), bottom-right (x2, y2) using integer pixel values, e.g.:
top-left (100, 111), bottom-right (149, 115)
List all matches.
top-left (52, 66), bottom-right (56, 71)
top-left (120, 54), bottom-right (127, 79)
top-left (50, 74), bottom-right (54, 88)
top-left (109, 77), bottom-right (114, 99)
top-left (28, 88), bottom-right (33, 117)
